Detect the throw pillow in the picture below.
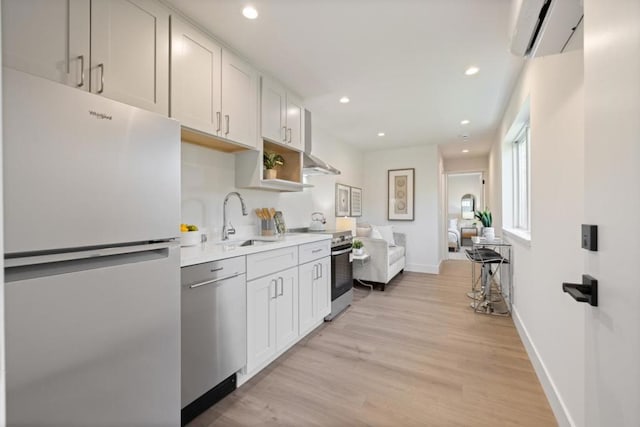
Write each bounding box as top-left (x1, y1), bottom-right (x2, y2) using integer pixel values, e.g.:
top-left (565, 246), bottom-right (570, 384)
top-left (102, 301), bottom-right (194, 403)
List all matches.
top-left (355, 223), bottom-right (372, 237)
top-left (373, 225), bottom-right (396, 247)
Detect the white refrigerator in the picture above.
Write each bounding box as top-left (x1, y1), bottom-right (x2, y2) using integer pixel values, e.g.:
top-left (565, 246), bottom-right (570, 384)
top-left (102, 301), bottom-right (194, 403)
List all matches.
top-left (3, 68), bottom-right (181, 426)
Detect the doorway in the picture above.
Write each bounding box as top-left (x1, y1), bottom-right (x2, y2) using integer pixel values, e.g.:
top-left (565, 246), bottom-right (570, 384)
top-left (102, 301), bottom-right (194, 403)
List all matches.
top-left (445, 172), bottom-right (484, 259)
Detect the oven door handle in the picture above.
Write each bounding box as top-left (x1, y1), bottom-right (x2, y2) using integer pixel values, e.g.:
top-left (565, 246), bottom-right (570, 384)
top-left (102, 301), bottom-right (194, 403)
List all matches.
top-left (331, 248), bottom-right (352, 256)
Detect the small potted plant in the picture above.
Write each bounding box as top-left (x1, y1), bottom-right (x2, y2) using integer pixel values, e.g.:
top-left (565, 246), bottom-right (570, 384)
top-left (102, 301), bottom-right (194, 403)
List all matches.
top-left (263, 151), bottom-right (285, 180)
top-left (352, 239), bottom-right (364, 256)
top-left (474, 209), bottom-right (494, 240)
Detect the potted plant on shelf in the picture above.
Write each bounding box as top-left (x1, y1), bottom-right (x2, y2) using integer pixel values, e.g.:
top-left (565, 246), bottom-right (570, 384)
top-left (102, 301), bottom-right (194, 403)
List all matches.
top-left (263, 151), bottom-right (285, 180)
top-left (474, 209), bottom-right (494, 240)
top-left (352, 239), bottom-right (365, 256)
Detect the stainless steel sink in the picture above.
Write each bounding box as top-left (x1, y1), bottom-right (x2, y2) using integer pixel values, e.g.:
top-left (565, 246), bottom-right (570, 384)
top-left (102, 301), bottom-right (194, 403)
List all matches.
top-left (239, 239), bottom-right (274, 247)
top-left (216, 239), bottom-right (276, 248)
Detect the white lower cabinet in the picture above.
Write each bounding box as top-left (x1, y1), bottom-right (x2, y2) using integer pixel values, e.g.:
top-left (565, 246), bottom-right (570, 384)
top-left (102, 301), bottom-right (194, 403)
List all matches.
top-left (246, 266), bottom-right (298, 373)
top-left (299, 257), bottom-right (331, 335)
top-left (242, 240), bottom-right (331, 384)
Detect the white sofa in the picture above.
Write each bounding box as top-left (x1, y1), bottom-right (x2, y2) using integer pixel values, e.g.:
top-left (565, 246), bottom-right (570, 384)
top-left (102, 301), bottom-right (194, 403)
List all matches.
top-left (353, 226), bottom-right (406, 291)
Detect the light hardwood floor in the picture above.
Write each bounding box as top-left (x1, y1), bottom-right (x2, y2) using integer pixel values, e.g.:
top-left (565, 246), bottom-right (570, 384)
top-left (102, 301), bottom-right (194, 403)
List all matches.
top-left (189, 260), bottom-right (556, 426)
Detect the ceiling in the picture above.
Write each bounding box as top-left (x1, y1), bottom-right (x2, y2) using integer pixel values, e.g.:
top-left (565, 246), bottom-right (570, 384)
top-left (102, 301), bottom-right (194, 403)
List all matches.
top-left (165, 0), bottom-right (524, 159)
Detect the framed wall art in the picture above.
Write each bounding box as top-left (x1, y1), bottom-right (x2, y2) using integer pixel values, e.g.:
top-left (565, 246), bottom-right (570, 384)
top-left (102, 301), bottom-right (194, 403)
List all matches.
top-left (350, 186), bottom-right (362, 217)
top-left (335, 183), bottom-right (351, 217)
top-left (388, 168), bottom-right (415, 221)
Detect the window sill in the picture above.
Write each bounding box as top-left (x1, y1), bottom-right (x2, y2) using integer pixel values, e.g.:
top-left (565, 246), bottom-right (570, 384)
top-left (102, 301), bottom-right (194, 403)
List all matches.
top-left (503, 228), bottom-right (531, 248)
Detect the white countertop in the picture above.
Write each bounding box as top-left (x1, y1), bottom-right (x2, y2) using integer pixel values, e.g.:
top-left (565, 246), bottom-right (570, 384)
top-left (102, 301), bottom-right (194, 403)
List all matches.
top-left (180, 233), bottom-right (331, 267)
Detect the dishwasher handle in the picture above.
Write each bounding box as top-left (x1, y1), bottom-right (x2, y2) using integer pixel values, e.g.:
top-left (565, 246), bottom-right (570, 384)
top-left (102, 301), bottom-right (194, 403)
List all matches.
top-left (189, 272), bottom-right (243, 289)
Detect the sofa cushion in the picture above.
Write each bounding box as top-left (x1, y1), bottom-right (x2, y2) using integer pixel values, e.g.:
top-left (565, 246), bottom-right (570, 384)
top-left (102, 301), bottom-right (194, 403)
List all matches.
top-left (356, 223), bottom-right (372, 237)
top-left (388, 245), bottom-right (405, 265)
top-left (373, 225), bottom-right (396, 246)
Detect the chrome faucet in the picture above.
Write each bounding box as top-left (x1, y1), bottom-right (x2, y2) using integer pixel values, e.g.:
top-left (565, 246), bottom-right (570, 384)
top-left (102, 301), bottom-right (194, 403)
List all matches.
top-left (222, 191), bottom-right (248, 240)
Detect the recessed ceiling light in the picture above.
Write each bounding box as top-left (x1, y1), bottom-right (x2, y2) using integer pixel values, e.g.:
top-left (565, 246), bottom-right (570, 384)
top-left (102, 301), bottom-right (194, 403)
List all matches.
top-left (242, 6), bottom-right (258, 19)
top-left (462, 149), bottom-right (470, 153)
top-left (465, 66), bottom-right (479, 76)
top-left (377, 132), bottom-right (385, 137)
top-left (339, 96), bottom-right (350, 104)
top-left (460, 119), bottom-right (470, 125)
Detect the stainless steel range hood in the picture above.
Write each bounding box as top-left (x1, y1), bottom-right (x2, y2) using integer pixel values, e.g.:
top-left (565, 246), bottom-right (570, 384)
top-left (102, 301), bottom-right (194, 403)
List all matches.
top-left (302, 110), bottom-right (341, 176)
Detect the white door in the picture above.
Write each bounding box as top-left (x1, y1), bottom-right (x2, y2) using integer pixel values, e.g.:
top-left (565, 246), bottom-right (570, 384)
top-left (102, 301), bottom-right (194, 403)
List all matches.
top-left (170, 16), bottom-right (222, 135)
top-left (261, 76), bottom-right (286, 144)
top-left (583, 1), bottom-right (640, 425)
top-left (246, 276), bottom-right (277, 372)
top-left (275, 267), bottom-right (299, 352)
top-left (298, 262), bottom-right (316, 335)
top-left (90, 0), bottom-right (169, 114)
top-left (221, 50), bottom-right (258, 148)
top-left (285, 92), bottom-right (304, 151)
top-left (315, 257), bottom-right (331, 318)
top-left (2, 0), bottom-right (89, 88)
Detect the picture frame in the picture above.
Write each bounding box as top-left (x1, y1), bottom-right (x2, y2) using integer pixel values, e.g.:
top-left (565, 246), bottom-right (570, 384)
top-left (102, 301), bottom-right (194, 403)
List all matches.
top-left (335, 183), bottom-right (351, 217)
top-left (350, 186), bottom-right (362, 217)
top-left (388, 168), bottom-right (415, 221)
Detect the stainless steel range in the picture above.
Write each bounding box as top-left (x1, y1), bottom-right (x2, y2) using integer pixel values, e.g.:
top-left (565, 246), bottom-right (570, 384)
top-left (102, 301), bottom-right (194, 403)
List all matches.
top-left (290, 228), bottom-right (353, 320)
top-left (326, 230), bottom-right (354, 320)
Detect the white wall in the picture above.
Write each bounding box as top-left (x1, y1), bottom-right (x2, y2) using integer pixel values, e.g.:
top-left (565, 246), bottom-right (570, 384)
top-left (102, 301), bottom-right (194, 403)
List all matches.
top-left (361, 145), bottom-right (441, 273)
top-left (181, 127), bottom-right (364, 239)
top-left (443, 155), bottom-right (488, 173)
top-left (490, 50), bottom-right (585, 426)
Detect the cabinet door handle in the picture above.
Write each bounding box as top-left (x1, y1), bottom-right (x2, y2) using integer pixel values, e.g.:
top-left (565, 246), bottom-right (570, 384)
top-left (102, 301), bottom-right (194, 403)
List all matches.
top-left (319, 263), bottom-right (323, 279)
top-left (76, 55), bottom-right (85, 88)
top-left (313, 264), bottom-right (318, 280)
top-left (271, 279), bottom-right (278, 299)
top-left (287, 128), bottom-right (292, 143)
top-left (97, 63), bottom-right (105, 94)
top-left (278, 277), bottom-right (284, 296)
top-left (282, 125), bottom-right (287, 142)
top-left (216, 112), bottom-right (221, 133)
top-left (225, 115), bottom-right (230, 136)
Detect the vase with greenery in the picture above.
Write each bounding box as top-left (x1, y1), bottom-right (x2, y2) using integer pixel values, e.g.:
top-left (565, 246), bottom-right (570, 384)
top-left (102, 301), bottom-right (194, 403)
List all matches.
top-left (474, 209), bottom-right (495, 239)
top-left (263, 151), bottom-right (285, 179)
top-left (352, 239), bottom-right (364, 256)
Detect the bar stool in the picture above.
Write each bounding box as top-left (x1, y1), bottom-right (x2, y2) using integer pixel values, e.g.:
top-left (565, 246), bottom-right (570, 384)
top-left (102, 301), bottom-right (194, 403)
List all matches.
top-left (465, 247), bottom-right (509, 315)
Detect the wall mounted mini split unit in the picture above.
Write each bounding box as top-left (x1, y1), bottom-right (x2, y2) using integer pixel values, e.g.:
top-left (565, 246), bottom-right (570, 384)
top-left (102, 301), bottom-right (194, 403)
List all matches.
top-left (509, 0), bottom-right (583, 58)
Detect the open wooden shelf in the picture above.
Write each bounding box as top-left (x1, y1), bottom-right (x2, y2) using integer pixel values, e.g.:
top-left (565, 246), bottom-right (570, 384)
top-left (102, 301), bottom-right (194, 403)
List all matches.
top-left (263, 140), bottom-right (302, 183)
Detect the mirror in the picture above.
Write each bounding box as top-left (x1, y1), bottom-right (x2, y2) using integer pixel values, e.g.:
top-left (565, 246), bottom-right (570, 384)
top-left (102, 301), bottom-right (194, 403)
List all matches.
top-left (461, 193), bottom-right (475, 219)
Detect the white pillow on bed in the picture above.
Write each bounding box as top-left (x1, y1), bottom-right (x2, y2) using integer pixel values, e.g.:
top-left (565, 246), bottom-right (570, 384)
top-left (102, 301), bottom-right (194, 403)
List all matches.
top-left (372, 225), bottom-right (396, 247)
top-left (448, 218), bottom-right (458, 229)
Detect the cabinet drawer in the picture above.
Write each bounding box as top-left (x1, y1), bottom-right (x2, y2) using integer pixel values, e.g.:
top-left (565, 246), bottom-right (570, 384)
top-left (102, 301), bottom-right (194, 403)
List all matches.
top-left (247, 246), bottom-right (298, 280)
top-left (298, 240), bottom-right (331, 265)
top-left (181, 256), bottom-right (246, 286)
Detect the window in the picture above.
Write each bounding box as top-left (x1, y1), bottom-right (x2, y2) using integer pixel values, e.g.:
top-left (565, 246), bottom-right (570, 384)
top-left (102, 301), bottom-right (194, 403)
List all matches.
top-left (512, 125), bottom-right (530, 231)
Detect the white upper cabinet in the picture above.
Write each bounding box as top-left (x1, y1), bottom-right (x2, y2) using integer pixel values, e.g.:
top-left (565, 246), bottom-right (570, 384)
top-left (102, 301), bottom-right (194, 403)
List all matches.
top-left (285, 93), bottom-right (304, 151)
top-left (170, 16), bottom-right (222, 135)
top-left (2, 0), bottom-right (169, 114)
top-left (261, 76), bottom-right (304, 151)
top-left (221, 50), bottom-right (258, 148)
top-left (261, 77), bottom-right (287, 144)
top-left (2, 0), bottom-right (90, 88)
top-left (91, 0), bottom-right (169, 114)
top-left (170, 17), bottom-right (258, 149)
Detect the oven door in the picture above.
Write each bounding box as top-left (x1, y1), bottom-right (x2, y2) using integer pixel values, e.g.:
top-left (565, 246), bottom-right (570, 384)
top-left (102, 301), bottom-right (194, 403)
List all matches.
top-left (331, 244), bottom-right (353, 300)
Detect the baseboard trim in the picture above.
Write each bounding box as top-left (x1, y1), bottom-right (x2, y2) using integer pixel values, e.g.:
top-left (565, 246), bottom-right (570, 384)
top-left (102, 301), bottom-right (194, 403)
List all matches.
top-left (405, 263), bottom-right (440, 274)
top-left (512, 307), bottom-right (575, 427)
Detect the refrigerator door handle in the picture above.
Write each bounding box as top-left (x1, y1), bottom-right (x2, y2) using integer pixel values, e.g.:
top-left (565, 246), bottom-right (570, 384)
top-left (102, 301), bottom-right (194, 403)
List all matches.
top-left (5, 241), bottom-right (177, 269)
top-left (5, 243), bottom-right (177, 283)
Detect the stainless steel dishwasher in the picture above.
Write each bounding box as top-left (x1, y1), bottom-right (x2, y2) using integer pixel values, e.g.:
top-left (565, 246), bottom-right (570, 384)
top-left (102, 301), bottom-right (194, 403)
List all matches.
top-left (181, 256), bottom-right (247, 425)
